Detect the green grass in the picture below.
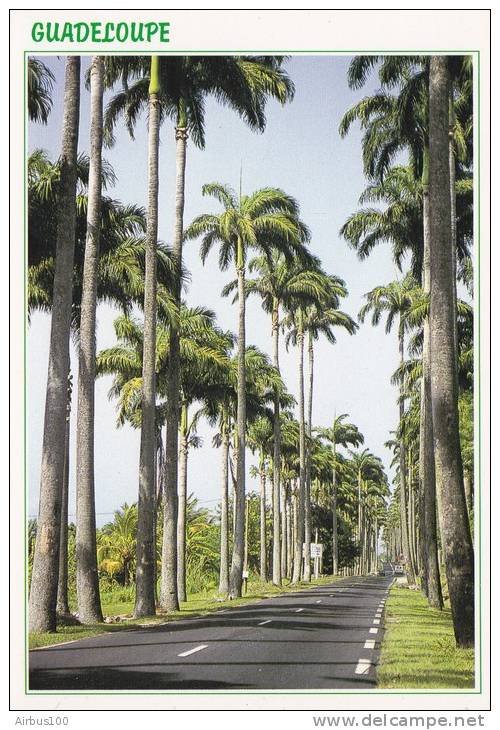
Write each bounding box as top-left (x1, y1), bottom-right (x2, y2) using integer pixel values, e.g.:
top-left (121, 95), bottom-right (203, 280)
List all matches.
top-left (29, 574), bottom-right (338, 650)
top-left (377, 585), bottom-right (475, 689)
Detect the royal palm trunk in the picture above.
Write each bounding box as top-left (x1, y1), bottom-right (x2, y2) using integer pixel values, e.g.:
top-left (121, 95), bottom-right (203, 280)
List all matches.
top-left (271, 300), bottom-right (282, 585)
top-left (398, 325), bottom-right (415, 585)
top-left (419, 159), bottom-right (444, 607)
top-left (428, 56), bottom-right (474, 647)
top-left (135, 57), bottom-right (160, 618)
top-left (449, 92), bottom-right (459, 365)
top-left (260, 463), bottom-right (267, 581)
top-left (160, 105), bottom-right (188, 613)
top-left (29, 57), bottom-right (80, 633)
top-left (331, 439), bottom-right (338, 575)
top-left (303, 333), bottom-right (314, 582)
top-left (75, 55), bottom-right (104, 624)
top-left (292, 323), bottom-right (306, 583)
top-left (229, 244), bottom-right (246, 597)
top-left (280, 480), bottom-right (287, 577)
top-left (218, 420), bottom-right (230, 594)
top-left (56, 392), bottom-right (71, 616)
top-left (176, 401), bottom-right (189, 603)
top-left (357, 472), bottom-right (362, 575)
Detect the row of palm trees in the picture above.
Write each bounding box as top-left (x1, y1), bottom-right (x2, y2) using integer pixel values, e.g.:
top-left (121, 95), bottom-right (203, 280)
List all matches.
top-left (28, 53), bottom-right (475, 653)
top-left (28, 54), bottom-right (376, 633)
top-left (339, 55), bottom-right (474, 648)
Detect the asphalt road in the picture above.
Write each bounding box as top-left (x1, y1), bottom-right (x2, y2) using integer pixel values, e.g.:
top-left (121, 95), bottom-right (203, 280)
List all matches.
top-left (29, 574), bottom-right (393, 690)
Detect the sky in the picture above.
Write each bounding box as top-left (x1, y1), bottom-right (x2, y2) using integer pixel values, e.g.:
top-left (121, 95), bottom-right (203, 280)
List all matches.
top-left (28, 55), bottom-right (403, 526)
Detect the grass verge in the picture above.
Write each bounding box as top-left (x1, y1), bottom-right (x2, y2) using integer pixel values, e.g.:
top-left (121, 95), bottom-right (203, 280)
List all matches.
top-left (29, 574), bottom-right (338, 650)
top-left (377, 585), bottom-right (475, 689)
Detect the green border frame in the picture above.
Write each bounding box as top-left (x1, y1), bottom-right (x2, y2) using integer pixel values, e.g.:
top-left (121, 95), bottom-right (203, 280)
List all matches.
top-left (23, 48), bottom-right (483, 699)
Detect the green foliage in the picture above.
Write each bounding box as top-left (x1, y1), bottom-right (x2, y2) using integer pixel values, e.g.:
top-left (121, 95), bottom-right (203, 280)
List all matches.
top-left (459, 390), bottom-right (474, 477)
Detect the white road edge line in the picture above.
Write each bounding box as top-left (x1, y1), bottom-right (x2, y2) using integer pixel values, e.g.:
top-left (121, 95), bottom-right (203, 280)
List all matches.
top-left (355, 659), bottom-right (373, 675)
top-left (178, 644), bottom-right (208, 657)
top-left (364, 639), bottom-right (376, 649)
top-left (258, 619), bottom-right (272, 626)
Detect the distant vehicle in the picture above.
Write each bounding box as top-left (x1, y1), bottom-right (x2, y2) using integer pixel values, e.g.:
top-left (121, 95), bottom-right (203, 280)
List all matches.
top-left (394, 564), bottom-right (405, 575)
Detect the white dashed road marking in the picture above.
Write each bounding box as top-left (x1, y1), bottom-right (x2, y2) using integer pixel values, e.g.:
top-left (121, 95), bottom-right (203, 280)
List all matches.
top-left (364, 639), bottom-right (376, 649)
top-left (369, 627), bottom-right (379, 634)
top-left (178, 644), bottom-right (208, 657)
top-left (295, 608), bottom-right (304, 613)
top-left (258, 619), bottom-right (272, 626)
top-left (373, 618), bottom-right (380, 625)
top-left (355, 659), bottom-right (372, 675)
top-left (316, 600), bottom-right (322, 603)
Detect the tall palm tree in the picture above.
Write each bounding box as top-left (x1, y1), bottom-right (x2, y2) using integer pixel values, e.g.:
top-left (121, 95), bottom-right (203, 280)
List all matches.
top-left (175, 320), bottom-right (232, 603)
top-left (419, 149), bottom-right (444, 608)
top-left (29, 57), bottom-right (81, 633)
top-left (359, 274), bottom-right (419, 583)
top-left (75, 56), bottom-right (105, 624)
top-left (316, 416), bottom-right (364, 574)
top-left (348, 449), bottom-right (386, 575)
top-left (135, 56), bottom-right (161, 618)
top-left (283, 305), bottom-right (308, 584)
top-left (428, 56), bottom-right (474, 648)
top-left (223, 251), bottom-right (323, 585)
top-left (301, 282), bottom-right (357, 579)
top-left (184, 184), bottom-right (309, 597)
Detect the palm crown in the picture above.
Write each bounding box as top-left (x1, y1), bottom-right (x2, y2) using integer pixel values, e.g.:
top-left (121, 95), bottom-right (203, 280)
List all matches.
top-left (184, 183), bottom-right (310, 269)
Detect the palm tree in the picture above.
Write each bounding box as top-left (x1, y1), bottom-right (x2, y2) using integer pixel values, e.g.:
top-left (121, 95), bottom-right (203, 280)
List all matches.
top-left (176, 405), bottom-right (203, 602)
top-left (28, 57), bottom-right (54, 124)
top-left (283, 305), bottom-right (308, 583)
top-left (223, 251), bottom-right (323, 585)
top-left (29, 57), bottom-right (81, 633)
top-left (104, 56), bottom-right (294, 607)
top-left (184, 184), bottom-right (309, 597)
top-left (75, 56), bottom-right (105, 624)
top-left (359, 274), bottom-right (419, 583)
top-left (135, 56), bottom-right (161, 618)
top-left (175, 319), bottom-right (232, 603)
top-left (348, 449), bottom-right (386, 575)
top-left (301, 281), bottom-right (358, 579)
top-left (428, 56), bottom-right (474, 647)
top-left (316, 416), bottom-right (364, 574)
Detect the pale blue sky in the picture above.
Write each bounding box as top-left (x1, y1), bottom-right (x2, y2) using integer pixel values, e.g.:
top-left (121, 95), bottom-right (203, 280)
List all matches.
top-left (28, 55), bottom-right (403, 525)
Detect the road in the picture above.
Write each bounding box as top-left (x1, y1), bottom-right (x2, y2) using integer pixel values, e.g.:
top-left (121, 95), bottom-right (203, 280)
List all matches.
top-left (29, 574), bottom-right (392, 690)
